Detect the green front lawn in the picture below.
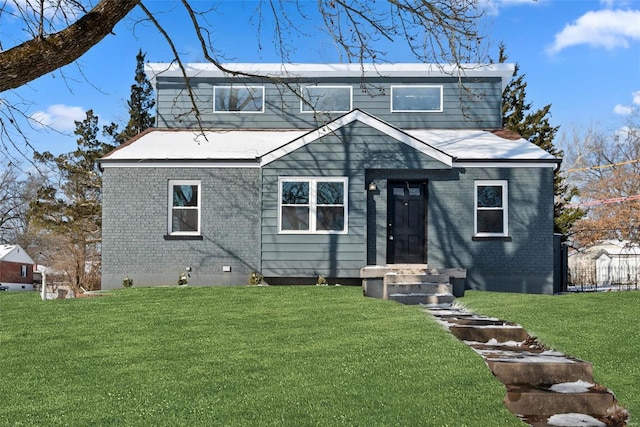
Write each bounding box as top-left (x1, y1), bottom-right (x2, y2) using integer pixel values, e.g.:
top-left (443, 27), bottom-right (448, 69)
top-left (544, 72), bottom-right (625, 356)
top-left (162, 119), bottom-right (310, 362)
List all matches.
top-left (460, 290), bottom-right (640, 421)
top-left (1, 286), bottom-right (521, 426)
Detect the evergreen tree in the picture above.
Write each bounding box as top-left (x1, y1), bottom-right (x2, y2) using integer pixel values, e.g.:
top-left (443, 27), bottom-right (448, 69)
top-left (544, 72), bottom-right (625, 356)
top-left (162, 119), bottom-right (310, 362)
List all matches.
top-left (107, 49), bottom-right (155, 144)
top-left (30, 110), bottom-right (116, 290)
top-left (28, 51), bottom-right (155, 290)
top-left (498, 44), bottom-right (584, 238)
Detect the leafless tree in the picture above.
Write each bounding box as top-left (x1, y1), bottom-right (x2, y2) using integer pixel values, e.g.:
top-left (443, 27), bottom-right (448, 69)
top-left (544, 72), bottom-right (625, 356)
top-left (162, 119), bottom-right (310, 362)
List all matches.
top-left (563, 112), bottom-right (640, 245)
top-left (1, 0), bottom-right (488, 148)
top-left (0, 163), bottom-right (46, 244)
top-left (1, 0), bottom-right (485, 92)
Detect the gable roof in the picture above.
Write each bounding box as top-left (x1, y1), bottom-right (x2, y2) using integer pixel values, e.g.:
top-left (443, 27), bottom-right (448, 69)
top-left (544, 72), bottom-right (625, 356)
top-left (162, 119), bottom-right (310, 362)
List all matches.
top-left (0, 245), bottom-right (35, 264)
top-left (259, 109), bottom-right (453, 167)
top-left (98, 109), bottom-right (558, 169)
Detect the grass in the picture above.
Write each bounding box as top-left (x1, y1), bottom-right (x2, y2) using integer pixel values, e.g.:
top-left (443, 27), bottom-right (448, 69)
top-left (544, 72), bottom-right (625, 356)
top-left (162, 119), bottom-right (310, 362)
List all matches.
top-left (459, 290), bottom-right (640, 421)
top-left (0, 286), bottom-right (521, 426)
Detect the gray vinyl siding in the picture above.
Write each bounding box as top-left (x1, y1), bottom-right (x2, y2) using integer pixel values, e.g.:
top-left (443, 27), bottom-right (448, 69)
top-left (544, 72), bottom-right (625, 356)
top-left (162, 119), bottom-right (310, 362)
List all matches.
top-left (156, 77), bottom-right (502, 130)
top-left (101, 167), bottom-right (261, 289)
top-left (260, 120), bottom-right (451, 279)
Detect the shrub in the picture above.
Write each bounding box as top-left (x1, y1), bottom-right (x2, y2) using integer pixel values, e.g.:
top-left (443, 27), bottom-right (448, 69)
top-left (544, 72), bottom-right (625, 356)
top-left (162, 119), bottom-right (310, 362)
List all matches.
top-left (249, 272), bottom-right (263, 286)
top-left (178, 273), bottom-right (188, 286)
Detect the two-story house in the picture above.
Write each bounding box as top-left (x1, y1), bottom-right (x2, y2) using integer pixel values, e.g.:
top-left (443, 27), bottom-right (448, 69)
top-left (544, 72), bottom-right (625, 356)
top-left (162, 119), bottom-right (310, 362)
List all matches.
top-left (98, 63), bottom-right (559, 293)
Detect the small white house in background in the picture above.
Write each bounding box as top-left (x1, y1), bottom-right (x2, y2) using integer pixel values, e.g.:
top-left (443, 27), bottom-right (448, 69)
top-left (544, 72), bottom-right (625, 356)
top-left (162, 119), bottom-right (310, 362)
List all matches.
top-left (0, 244), bottom-right (35, 291)
top-left (568, 240), bottom-right (640, 287)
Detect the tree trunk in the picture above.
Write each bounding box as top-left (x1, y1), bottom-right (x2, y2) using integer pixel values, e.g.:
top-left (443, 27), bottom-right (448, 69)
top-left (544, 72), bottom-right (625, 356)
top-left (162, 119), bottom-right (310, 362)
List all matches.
top-left (0, 0), bottom-right (140, 93)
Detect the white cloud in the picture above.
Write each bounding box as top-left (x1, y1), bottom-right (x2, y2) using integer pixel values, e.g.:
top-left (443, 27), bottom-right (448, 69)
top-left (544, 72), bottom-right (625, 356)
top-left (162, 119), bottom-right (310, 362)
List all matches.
top-left (613, 91), bottom-right (640, 115)
top-left (601, 0), bottom-right (634, 8)
top-left (480, 0), bottom-right (542, 16)
top-left (614, 104), bottom-right (633, 115)
top-left (547, 9), bottom-right (640, 54)
top-left (30, 104), bottom-right (85, 132)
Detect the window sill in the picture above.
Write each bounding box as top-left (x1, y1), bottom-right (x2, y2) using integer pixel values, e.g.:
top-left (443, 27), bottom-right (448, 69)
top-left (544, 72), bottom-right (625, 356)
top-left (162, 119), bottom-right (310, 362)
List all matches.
top-left (164, 235), bottom-right (203, 241)
top-left (472, 235), bottom-right (512, 242)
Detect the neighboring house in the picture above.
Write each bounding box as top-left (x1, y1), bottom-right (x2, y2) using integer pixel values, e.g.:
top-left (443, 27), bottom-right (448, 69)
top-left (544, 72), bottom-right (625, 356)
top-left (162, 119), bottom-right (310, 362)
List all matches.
top-left (0, 244), bottom-right (35, 291)
top-left (98, 63), bottom-right (559, 293)
top-left (568, 240), bottom-right (640, 287)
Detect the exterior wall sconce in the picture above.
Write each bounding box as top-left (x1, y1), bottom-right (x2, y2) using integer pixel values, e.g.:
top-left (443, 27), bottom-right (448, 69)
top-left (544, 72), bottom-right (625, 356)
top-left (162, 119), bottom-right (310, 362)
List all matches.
top-left (368, 181), bottom-right (378, 191)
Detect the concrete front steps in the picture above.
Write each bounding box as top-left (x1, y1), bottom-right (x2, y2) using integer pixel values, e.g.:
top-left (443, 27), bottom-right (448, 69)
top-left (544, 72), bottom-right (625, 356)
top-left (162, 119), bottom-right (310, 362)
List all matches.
top-left (427, 306), bottom-right (628, 427)
top-left (360, 264), bottom-right (465, 306)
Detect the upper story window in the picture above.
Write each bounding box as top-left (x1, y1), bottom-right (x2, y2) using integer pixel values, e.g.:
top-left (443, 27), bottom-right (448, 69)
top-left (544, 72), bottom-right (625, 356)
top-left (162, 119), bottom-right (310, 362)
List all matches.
top-left (279, 177), bottom-right (348, 234)
top-left (301, 86), bottom-right (352, 113)
top-left (214, 85), bottom-right (264, 113)
top-left (169, 180), bottom-right (201, 235)
top-left (474, 180), bottom-right (508, 237)
top-left (391, 85), bottom-right (443, 112)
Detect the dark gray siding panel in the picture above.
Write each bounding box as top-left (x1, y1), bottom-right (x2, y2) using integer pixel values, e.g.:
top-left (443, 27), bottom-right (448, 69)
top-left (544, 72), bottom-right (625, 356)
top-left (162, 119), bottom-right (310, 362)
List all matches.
top-left (260, 121), bottom-right (450, 279)
top-left (101, 167), bottom-right (261, 289)
top-left (156, 76), bottom-right (503, 130)
top-left (435, 167), bottom-right (555, 294)
top-left (365, 167), bottom-right (556, 294)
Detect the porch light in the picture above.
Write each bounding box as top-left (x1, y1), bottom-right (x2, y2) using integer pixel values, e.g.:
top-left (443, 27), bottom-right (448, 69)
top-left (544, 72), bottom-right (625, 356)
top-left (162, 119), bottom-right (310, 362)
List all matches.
top-left (368, 181), bottom-right (378, 191)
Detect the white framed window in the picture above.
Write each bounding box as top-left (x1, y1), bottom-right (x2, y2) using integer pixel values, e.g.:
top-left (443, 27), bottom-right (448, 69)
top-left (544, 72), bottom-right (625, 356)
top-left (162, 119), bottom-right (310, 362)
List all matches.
top-left (279, 177), bottom-right (348, 234)
top-left (301, 86), bottom-right (352, 113)
top-left (474, 180), bottom-right (508, 237)
top-left (213, 85), bottom-right (264, 113)
top-left (21, 265), bottom-right (28, 278)
top-left (169, 180), bottom-right (201, 235)
top-left (391, 85), bottom-right (443, 112)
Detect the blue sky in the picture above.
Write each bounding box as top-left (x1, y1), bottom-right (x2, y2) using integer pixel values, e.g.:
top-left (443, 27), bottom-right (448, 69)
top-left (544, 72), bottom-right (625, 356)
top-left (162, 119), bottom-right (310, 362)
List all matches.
top-left (4, 0), bottom-right (640, 158)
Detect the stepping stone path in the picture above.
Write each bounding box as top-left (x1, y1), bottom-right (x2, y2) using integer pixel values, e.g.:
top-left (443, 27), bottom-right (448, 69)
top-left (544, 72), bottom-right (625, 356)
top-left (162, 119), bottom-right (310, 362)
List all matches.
top-left (425, 305), bottom-right (629, 427)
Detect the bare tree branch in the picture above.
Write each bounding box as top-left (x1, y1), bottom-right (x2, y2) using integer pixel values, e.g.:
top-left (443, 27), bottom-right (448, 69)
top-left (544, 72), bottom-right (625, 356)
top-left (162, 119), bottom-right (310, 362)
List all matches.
top-left (0, 0), bottom-right (140, 93)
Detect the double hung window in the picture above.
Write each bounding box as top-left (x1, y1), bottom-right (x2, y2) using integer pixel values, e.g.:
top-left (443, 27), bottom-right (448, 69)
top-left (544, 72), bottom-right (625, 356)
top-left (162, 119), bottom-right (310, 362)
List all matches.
top-left (391, 85), bottom-right (443, 112)
top-left (301, 86), bottom-right (352, 113)
top-left (214, 85), bottom-right (264, 112)
top-left (279, 178), bottom-right (348, 234)
top-left (169, 180), bottom-right (201, 235)
top-left (474, 180), bottom-right (508, 237)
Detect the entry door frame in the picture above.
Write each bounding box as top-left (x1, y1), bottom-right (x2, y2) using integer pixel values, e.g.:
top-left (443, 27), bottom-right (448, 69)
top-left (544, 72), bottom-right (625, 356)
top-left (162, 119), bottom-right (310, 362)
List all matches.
top-left (386, 180), bottom-right (428, 264)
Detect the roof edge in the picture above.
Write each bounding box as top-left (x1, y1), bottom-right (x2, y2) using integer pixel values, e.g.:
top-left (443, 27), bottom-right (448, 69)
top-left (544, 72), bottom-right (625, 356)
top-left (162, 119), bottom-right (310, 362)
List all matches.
top-left (145, 62), bottom-right (516, 92)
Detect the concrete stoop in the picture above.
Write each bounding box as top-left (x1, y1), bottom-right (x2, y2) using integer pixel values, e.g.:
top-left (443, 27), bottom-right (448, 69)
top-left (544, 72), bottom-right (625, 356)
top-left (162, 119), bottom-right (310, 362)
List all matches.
top-left (426, 306), bottom-right (628, 427)
top-left (360, 265), bottom-right (465, 305)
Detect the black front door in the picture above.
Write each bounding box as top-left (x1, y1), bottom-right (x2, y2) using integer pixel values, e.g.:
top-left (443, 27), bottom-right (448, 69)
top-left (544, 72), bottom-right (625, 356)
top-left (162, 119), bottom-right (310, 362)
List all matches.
top-left (387, 181), bottom-right (427, 264)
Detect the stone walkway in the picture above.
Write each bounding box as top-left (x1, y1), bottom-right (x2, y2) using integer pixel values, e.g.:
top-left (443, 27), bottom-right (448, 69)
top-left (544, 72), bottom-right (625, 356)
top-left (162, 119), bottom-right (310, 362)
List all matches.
top-left (424, 304), bottom-right (628, 427)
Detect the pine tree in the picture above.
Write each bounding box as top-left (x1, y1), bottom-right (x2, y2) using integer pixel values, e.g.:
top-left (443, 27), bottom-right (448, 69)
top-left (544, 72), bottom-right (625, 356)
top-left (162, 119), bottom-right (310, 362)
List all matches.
top-left (28, 51), bottom-right (156, 290)
top-left (30, 110), bottom-right (116, 290)
top-left (498, 44), bottom-right (584, 238)
top-left (108, 49), bottom-right (155, 144)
